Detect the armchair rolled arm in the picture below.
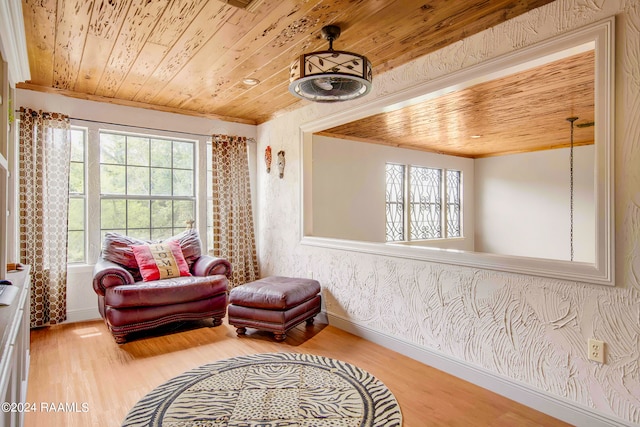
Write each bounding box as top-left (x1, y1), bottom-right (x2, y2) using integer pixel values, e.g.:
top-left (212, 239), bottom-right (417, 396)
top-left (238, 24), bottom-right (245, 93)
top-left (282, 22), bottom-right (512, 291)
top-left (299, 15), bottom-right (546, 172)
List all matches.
top-left (93, 258), bottom-right (135, 296)
top-left (192, 255), bottom-right (232, 278)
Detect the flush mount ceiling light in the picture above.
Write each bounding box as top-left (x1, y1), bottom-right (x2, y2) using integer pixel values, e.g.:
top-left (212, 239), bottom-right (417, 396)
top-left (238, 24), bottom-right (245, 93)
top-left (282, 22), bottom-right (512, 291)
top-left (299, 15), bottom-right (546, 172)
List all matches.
top-left (288, 25), bottom-right (372, 103)
top-left (242, 77), bottom-right (260, 86)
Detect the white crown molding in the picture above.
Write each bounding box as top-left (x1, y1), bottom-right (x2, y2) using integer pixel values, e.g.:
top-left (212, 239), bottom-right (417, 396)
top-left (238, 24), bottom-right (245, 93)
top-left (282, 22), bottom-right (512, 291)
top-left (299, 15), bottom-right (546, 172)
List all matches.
top-left (0, 0), bottom-right (31, 86)
top-left (327, 313), bottom-right (635, 427)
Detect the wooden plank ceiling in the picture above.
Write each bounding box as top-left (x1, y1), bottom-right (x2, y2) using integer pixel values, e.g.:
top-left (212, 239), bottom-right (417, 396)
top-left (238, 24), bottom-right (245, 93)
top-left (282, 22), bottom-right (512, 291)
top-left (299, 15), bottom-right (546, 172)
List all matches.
top-left (318, 50), bottom-right (595, 158)
top-left (19, 0), bottom-right (555, 127)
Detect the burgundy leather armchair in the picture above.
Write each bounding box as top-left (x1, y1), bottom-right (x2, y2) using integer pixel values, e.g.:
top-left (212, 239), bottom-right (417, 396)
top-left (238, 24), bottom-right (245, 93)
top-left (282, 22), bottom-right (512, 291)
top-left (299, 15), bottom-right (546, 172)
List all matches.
top-left (92, 230), bottom-right (231, 344)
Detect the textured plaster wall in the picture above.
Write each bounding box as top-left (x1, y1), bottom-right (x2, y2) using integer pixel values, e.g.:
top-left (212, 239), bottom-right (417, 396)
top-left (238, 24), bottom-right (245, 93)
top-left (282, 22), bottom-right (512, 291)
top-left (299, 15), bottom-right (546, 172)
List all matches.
top-left (256, 0), bottom-right (640, 423)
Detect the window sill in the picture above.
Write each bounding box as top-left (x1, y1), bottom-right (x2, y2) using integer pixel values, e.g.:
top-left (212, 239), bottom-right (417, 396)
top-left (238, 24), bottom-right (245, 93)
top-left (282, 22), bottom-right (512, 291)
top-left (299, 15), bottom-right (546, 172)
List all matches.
top-left (66, 263), bottom-right (95, 273)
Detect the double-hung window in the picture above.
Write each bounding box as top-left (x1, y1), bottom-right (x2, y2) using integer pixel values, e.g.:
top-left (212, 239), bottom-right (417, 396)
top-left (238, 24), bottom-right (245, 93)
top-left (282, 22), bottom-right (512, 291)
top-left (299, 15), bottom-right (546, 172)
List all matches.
top-left (385, 163), bottom-right (462, 242)
top-left (206, 141), bottom-right (214, 249)
top-left (67, 127), bottom-right (87, 263)
top-left (99, 131), bottom-right (196, 240)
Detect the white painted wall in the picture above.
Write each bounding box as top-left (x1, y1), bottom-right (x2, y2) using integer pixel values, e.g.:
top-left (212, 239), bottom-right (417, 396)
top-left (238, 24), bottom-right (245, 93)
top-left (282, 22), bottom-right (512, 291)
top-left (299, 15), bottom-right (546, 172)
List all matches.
top-left (475, 146), bottom-right (595, 262)
top-left (311, 135), bottom-right (385, 242)
top-left (311, 134), bottom-right (474, 249)
top-left (256, 1), bottom-right (640, 425)
top-left (15, 89), bottom-right (257, 321)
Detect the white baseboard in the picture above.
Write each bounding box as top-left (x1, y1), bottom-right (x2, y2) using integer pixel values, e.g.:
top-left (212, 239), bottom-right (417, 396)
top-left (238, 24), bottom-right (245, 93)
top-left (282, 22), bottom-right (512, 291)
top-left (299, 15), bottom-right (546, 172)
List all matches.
top-left (327, 313), bottom-right (633, 427)
top-left (315, 311), bottom-right (329, 325)
top-left (66, 308), bottom-right (101, 323)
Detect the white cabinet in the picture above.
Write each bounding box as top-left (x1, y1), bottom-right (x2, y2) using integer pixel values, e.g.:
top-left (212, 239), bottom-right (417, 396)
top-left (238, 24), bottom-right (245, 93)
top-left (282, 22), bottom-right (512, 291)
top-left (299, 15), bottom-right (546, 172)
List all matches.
top-left (0, 268), bottom-right (30, 427)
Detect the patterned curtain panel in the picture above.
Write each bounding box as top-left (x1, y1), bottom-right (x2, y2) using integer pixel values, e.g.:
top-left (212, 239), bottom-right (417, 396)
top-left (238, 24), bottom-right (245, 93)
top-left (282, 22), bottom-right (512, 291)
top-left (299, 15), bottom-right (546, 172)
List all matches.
top-left (211, 135), bottom-right (259, 288)
top-left (18, 108), bottom-right (71, 327)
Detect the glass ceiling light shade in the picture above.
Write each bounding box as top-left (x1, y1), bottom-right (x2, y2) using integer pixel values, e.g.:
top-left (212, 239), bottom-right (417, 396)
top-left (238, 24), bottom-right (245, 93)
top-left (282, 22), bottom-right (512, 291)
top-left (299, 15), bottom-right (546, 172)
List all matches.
top-left (289, 25), bottom-right (372, 102)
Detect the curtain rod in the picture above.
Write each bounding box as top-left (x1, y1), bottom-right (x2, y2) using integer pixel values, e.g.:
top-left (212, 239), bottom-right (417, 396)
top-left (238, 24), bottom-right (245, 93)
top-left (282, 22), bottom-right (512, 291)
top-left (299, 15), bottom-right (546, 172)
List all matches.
top-left (15, 111), bottom-right (256, 141)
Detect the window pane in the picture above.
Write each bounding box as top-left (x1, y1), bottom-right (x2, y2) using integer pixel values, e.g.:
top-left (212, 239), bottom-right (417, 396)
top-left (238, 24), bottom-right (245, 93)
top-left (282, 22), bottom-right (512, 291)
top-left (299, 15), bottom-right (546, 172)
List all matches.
top-left (410, 166), bottom-right (442, 240)
top-left (173, 141), bottom-right (194, 169)
top-left (100, 132), bottom-right (197, 242)
top-left (446, 170), bottom-right (461, 238)
top-left (128, 229), bottom-right (150, 240)
top-left (127, 136), bottom-right (150, 166)
top-left (67, 198), bottom-right (84, 231)
top-left (150, 168), bottom-right (172, 196)
top-left (100, 164), bottom-right (126, 194)
top-left (67, 231), bottom-right (85, 263)
top-left (69, 162), bottom-right (84, 194)
top-left (173, 169), bottom-right (194, 197)
top-left (206, 142), bottom-right (213, 250)
top-left (150, 139), bottom-right (172, 168)
top-left (101, 199), bottom-right (126, 229)
top-left (173, 200), bottom-right (194, 228)
top-left (127, 200), bottom-right (150, 229)
top-left (151, 200), bottom-right (173, 228)
top-left (127, 166), bottom-right (150, 195)
top-left (100, 133), bottom-right (126, 164)
top-left (68, 127), bottom-right (86, 264)
top-left (207, 198), bottom-right (213, 251)
top-left (70, 129), bottom-right (85, 162)
top-left (151, 228), bottom-right (173, 241)
top-left (385, 164), bottom-right (405, 242)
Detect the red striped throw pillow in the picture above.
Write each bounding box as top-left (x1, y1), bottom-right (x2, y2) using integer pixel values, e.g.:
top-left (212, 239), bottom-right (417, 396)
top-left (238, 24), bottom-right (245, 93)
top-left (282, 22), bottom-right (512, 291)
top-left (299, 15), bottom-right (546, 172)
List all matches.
top-left (130, 240), bottom-right (192, 282)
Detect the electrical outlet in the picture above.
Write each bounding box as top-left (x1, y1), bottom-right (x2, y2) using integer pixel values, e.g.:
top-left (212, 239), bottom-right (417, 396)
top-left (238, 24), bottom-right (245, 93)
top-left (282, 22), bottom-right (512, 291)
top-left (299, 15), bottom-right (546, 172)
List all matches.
top-left (588, 339), bottom-right (605, 363)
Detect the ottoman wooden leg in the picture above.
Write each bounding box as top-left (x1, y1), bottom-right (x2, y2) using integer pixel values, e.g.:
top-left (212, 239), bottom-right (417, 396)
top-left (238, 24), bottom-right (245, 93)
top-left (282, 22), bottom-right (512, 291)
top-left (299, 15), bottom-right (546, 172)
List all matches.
top-left (306, 317), bottom-right (315, 326)
top-left (274, 333), bottom-right (287, 341)
top-left (212, 317), bottom-right (223, 327)
top-left (236, 327), bottom-right (247, 336)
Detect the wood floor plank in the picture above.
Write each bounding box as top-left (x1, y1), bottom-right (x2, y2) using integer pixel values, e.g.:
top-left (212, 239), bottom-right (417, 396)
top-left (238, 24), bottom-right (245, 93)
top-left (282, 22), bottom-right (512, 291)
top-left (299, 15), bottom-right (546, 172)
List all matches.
top-left (24, 319), bottom-right (570, 427)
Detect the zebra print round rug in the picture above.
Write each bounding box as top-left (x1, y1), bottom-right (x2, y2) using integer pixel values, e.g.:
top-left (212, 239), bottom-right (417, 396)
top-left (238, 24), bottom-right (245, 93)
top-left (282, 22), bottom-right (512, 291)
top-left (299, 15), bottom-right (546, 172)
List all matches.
top-left (122, 352), bottom-right (402, 426)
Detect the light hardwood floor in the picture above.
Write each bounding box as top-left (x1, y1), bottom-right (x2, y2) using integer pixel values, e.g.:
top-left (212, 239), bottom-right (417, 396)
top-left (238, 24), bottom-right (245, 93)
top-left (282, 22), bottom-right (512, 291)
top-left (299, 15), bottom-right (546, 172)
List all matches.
top-left (24, 318), bottom-right (571, 427)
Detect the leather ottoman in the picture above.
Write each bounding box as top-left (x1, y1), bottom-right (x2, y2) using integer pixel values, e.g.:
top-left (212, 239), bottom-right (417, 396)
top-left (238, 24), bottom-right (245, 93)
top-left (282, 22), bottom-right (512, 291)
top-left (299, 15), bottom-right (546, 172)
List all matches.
top-left (228, 276), bottom-right (321, 341)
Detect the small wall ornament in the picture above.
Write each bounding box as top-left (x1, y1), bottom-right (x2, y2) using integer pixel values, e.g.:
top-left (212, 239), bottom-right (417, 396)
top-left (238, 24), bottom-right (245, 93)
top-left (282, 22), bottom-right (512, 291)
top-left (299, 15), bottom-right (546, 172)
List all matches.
top-left (277, 150), bottom-right (286, 179)
top-left (265, 146), bottom-right (272, 173)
